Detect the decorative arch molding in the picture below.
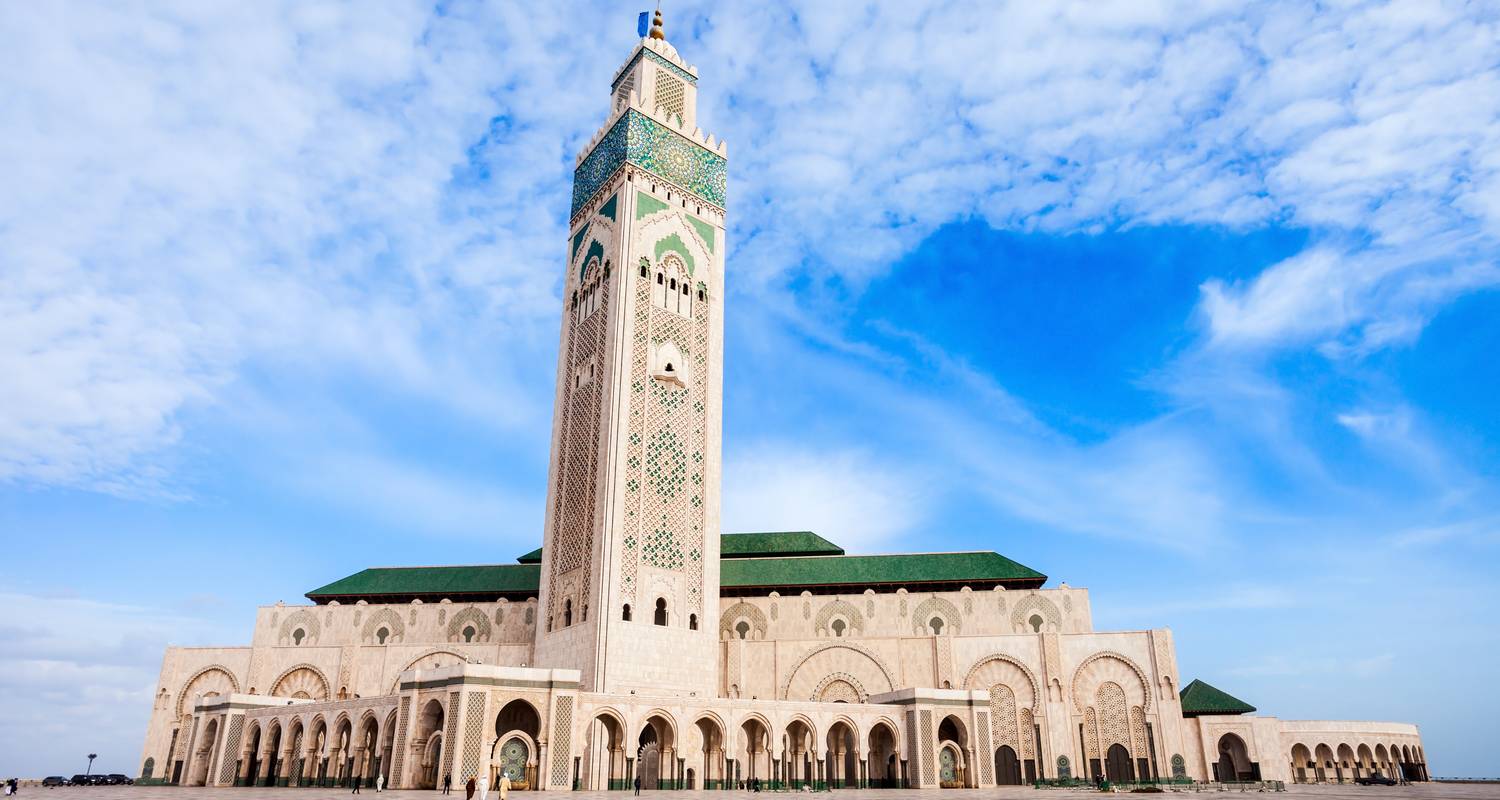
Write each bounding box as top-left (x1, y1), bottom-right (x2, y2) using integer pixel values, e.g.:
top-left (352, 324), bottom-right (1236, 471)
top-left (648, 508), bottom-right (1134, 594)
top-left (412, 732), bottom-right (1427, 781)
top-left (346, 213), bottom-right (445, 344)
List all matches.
top-left (779, 714), bottom-right (818, 751)
top-left (446, 606), bottom-right (493, 643)
top-left (278, 609), bottom-right (321, 646)
top-left (389, 650), bottom-right (472, 693)
top-left (270, 664), bottom-right (331, 701)
top-left (634, 707), bottom-right (681, 746)
top-left (175, 665), bottom-right (241, 717)
top-left (735, 711), bottom-right (780, 753)
top-left (962, 653), bottom-right (1041, 708)
top-left (812, 672), bottom-right (868, 704)
top-left (719, 602), bottom-right (768, 640)
top-left (910, 596), bottom-right (962, 636)
top-left (633, 211), bottom-right (714, 287)
top-left (1010, 593), bottom-right (1062, 633)
top-left (1071, 651), bottom-right (1152, 712)
top-left (360, 607), bottom-right (405, 644)
top-left (780, 642), bottom-right (896, 701)
top-left (814, 599), bottom-right (865, 637)
top-left (570, 215), bottom-right (618, 279)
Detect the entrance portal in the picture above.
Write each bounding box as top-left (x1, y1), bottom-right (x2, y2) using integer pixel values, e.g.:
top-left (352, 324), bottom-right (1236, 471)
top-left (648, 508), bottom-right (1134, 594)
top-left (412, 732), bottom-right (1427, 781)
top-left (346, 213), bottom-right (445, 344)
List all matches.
top-left (994, 745), bottom-right (1021, 786)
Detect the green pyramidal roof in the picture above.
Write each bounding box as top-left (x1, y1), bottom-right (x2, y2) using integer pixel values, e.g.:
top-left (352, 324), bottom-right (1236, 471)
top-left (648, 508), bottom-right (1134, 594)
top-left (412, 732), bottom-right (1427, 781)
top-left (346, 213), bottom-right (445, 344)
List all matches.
top-left (1179, 679), bottom-right (1257, 717)
top-left (310, 532), bottom-right (1046, 603)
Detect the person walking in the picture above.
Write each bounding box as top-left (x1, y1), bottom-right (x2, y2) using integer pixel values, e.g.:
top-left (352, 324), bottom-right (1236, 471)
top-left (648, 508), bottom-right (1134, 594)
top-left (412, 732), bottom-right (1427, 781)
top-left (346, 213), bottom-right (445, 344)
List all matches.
top-left (477, 772), bottom-right (489, 800)
top-left (351, 774), bottom-right (361, 794)
top-left (499, 772), bottom-right (511, 800)
top-left (443, 774), bottom-right (453, 795)
top-left (465, 775), bottom-right (476, 800)
top-left (375, 772), bottom-right (384, 793)
top-left (633, 774), bottom-right (641, 796)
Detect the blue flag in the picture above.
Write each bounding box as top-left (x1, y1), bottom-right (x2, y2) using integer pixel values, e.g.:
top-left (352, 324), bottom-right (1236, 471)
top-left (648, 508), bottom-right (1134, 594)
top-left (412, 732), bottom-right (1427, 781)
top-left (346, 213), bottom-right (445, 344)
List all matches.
top-left (637, 11), bottom-right (649, 37)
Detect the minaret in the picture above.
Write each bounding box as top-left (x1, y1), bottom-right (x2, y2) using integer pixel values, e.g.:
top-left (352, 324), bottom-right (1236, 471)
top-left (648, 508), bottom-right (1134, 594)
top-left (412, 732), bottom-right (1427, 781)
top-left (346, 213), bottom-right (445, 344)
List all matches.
top-left (533, 12), bottom-right (726, 697)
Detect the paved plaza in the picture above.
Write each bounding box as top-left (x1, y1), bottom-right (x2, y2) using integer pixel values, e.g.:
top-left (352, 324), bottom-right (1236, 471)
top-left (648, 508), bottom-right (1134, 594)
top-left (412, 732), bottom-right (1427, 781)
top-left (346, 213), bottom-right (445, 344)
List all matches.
top-left (23, 787), bottom-right (1500, 800)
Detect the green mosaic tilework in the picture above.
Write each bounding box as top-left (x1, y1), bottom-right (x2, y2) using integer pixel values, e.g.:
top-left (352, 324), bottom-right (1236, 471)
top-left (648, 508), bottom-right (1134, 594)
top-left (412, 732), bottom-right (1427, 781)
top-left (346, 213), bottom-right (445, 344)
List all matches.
top-left (597, 192), bottom-right (618, 221)
top-left (635, 190), bottom-right (670, 219)
top-left (646, 429), bottom-right (687, 499)
top-left (571, 111), bottom-right (727, 217)
top-left (643, 526), bottom-right (683, 570)
top-left (653, 232), bottom-right (695, 275)
top-left (626, 112), bottom-right (725, 207)
top-left (570, 224), bottom-right (590, 263)
top-left (686, 215), bottom-right (716, 253)
top-left (582, 240), bottom-right (604, 279)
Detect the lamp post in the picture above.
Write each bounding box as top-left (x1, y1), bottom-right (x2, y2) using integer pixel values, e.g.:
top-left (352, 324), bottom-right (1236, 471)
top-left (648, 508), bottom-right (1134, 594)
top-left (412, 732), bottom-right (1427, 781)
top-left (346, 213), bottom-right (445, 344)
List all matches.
top-left (87, 754), bottom-right (98, 778)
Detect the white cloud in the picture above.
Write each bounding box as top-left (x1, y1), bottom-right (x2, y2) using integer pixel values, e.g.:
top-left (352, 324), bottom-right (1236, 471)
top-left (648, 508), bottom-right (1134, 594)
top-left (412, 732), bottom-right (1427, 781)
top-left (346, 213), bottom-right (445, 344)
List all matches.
top-left (0, 591), bottom-right (225, 776)
top-left (4, 1), bottom-right (1500, 493)
top-left (722, 444), bottom-right (926, 553)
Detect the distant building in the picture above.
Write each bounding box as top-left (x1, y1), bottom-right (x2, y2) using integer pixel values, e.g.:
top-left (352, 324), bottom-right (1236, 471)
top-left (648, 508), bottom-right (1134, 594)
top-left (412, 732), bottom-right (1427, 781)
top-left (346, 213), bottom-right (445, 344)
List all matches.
top-left (141, 13), bottom-right (1427, 790)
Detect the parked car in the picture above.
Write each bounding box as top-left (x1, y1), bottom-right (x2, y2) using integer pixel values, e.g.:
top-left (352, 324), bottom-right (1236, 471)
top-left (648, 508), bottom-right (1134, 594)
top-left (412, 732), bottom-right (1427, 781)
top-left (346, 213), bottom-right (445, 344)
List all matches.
top-left (69, 775), bottom-right (90, 786)
top-left (42, 777), bottom-right (70, 787)
top-left (108, 775), bottom-right (132, 786)
top-left (1357, 774), bottom-right (1398, 786)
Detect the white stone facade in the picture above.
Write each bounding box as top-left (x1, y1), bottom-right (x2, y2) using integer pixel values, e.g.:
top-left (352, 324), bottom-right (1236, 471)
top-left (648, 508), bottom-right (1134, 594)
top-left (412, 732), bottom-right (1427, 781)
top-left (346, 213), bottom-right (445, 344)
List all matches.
top-left (141, 25), bottom-right (1429, 793)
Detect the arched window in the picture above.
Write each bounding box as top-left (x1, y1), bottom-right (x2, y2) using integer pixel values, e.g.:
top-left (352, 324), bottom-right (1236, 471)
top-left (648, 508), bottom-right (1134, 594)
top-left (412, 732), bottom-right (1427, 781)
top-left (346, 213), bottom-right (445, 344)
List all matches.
top-left (563, 599), bottom-right (573, 627)
top-left (582, 603), bottom-right (588, 622)
top-left (622, 604), bottom-right (632, 622)
top-left (689, 613), bottom-right (698, 631)
top-left (376, 627), bottom-right (389, 645)
top-left (656, 273), bottom-right (664, 284)
top-left (654, 598), bottom-right (668, 626)
top-left (292, 628), bottom-right (305, 646)
top-left (735, 620), bottom-right (750, 640)
top-left (669, 278), bottom-right (677, 290)
top-left (463, 625), bottom-right (476, 643)
top-left (929, 617), bottom-right (944, 636)
top-left (1029, 614), bottom-right (1043, 632)
top-left (640, 264), bottom-right (648, 278)
top-left (697, 288), bottom-right (706, 301)
top-left (831, 619), bottom-right (846, 637)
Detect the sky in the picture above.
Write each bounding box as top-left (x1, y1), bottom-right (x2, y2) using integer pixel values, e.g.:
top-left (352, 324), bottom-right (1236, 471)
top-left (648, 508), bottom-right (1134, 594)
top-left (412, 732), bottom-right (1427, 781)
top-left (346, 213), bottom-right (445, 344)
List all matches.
top-left (2, 0), bottom-right (1499, 779)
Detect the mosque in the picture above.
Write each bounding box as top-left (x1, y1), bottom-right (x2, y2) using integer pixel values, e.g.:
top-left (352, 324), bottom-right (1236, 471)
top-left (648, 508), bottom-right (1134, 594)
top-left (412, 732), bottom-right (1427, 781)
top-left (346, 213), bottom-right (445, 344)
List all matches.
top-left (138, 13), bottom-right (1428, 791)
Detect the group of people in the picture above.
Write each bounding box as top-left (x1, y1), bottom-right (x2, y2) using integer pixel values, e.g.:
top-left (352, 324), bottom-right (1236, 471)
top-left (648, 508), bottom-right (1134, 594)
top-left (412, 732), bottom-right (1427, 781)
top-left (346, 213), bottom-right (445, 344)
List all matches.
top-left (439, 770), bottom-right (512, 800)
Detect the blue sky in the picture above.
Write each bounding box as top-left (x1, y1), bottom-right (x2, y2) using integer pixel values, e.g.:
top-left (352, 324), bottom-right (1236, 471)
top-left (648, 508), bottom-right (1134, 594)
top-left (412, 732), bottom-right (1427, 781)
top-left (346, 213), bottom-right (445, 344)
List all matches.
top-left (3, 0), bottom-right (1499, 779)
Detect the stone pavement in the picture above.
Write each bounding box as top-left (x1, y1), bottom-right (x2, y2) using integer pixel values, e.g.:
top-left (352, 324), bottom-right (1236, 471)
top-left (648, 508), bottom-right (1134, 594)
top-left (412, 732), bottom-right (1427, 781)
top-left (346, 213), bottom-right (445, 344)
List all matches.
top-left (19, 786), bottom-right (1499, 800)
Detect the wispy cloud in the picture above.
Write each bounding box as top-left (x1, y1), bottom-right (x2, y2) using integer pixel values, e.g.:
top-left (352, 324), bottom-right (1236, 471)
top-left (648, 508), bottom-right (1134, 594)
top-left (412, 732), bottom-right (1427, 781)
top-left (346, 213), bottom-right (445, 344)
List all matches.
top-left (722, 443), bottom-right (927, 553)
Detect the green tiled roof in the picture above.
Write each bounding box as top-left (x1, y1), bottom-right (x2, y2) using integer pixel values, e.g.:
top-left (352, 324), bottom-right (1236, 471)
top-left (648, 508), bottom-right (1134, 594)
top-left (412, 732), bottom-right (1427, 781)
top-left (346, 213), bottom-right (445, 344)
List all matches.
top-left (720, 551), bottom-right (1044, 593)
top-left (313, 544), bottom-right (1045, 603)
top-left (306, 564), bottom-right (541, 602)
top-left (1179, 679), bottom-right (1256, 717)
top-left (514, 532), bottom-right (844, 564)
top-left (721, 531), bottom-right (845, 558)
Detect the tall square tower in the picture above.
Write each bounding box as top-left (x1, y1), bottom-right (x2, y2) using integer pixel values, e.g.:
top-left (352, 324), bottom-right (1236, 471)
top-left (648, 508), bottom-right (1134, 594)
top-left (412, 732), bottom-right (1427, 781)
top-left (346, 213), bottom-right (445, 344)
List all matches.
top-left (533, 19), bottom-right (727, 698)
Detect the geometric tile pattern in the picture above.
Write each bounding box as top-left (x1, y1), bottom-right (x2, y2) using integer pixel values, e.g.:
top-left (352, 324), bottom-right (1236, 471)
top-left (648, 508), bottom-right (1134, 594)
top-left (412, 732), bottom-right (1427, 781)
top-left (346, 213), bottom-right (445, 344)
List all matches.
top-left (219, 716), bottom-right (244, 786)
top-left (443, 692), bottom-right (460, 782)
top-left (460, 692), bottom-right (487, 783)
top-left (547, 273), bottom-right (610, 625)
top-left (572, 111), bottom-right (726, 216)
top-left (390, 696), bottom-right (411, 789)
top-left (551, 696), bottom-right (574, 788)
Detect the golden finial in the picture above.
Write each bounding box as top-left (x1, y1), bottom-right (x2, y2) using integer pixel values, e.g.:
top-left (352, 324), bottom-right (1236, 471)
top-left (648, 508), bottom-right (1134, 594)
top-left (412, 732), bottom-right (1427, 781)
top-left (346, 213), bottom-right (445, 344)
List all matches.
top-left (649, 7), bottom-right (665, 40)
